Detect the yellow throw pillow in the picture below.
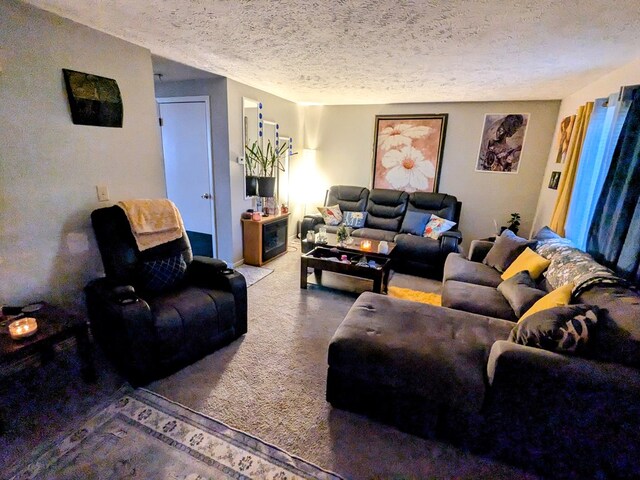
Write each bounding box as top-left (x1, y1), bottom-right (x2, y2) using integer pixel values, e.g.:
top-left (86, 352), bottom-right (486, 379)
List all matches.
top-left (519, 283), bottom-right (574, 321)
top-left (501, 247), bottom-right (551, 281)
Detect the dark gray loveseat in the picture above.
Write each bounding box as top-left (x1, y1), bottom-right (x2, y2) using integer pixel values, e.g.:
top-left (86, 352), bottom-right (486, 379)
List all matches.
top-left (327, 232), bottom-right (640, 479)
top-left (301, 185), bottom-right (462, 277)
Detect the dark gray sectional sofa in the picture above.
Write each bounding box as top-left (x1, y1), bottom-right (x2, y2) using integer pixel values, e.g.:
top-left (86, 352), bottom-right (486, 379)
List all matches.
top-left (301, 185), bottom-right (462, 277)
top-left (327, 231), bottom-right (640, 479)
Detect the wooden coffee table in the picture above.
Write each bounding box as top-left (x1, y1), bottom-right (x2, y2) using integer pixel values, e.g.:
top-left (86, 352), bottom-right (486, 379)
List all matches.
top-left (302, 232), bottom-right (397, 256)
top-left (300, 245), bottom-right (393, 294)
top-left (0, 303), bottom-right (95, 382)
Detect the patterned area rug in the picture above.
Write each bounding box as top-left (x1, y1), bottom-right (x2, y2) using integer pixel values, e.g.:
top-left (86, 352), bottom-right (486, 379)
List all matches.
top-left (7, 387), bottom-right (342, 480)
top-left (236, 264), bottom-right (274, 287)
top-left (388, 286), bottom-right (442, 306)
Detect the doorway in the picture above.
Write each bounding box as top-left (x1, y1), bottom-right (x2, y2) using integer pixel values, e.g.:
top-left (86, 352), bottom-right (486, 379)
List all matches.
top-left (157, 96), bottom-right (216, 257)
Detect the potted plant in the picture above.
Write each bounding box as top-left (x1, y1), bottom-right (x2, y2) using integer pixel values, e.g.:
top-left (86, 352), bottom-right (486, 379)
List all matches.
top-left (244, 141), bottom-right (260, 197)
top-left (503, 212), bottom-right (521, 235)
top-left (244, 139), bottom-right (287, 197)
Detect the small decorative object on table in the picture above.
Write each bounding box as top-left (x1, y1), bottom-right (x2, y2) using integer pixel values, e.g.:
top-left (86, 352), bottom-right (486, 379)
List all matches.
top-left (378, 240), bottom-right (389, 254)
top-left (336, 224), bottom-right (350, 247)
top-left (361, 240), bottom-right (372, 251)
top-left (9, 317), bottom-right (38, 339)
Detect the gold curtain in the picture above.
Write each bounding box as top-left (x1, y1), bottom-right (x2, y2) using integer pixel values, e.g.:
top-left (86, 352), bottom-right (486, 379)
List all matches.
top-left (549, 102), bottom-right (594, 236)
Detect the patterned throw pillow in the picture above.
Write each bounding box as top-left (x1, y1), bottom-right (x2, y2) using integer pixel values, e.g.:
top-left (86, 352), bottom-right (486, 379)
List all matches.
top-left (138, 253), bottom-right (187, 292)
top-left (343, 211), bottom-right (367, 228)
top-left (317, 205), bottom-right (343, 226)
top-left (509, 305), bottom-right (599, 355)
top-left (423, 215), bottom-right (456, 240)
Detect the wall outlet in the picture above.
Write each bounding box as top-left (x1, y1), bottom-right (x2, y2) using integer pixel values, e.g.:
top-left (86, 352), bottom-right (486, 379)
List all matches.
top-left (96, 185), bottom-right (109, 202)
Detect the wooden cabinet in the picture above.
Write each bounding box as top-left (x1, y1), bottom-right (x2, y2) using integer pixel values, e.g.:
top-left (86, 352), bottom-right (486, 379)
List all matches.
top-left (242, 213), bottom-right (289, 266)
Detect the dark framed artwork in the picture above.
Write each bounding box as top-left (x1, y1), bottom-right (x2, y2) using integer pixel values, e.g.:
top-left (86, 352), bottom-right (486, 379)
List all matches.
top-left (549, 171), bottom-right (561, 190)
top-left (62, 69), bottom-right (123, 127)
top-left (476, 113), bottom-right (529, 173)
top-left (372, 114), bottom-right (448, 193)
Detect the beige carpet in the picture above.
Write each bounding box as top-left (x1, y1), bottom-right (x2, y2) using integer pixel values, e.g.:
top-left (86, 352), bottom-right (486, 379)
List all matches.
top-left (149, 243), bottom-right (537, 479)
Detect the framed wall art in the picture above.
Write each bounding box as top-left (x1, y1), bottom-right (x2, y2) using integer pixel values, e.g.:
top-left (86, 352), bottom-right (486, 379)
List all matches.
top-left (372, 114), bottom-right (448, 193)
top-left (549, 171), bottom-right (561, 190)
top-left (62, 69), bottom-right (123, 127)
top-left (475, 113), bottom-right (529, 173)
top-left (555, 115), bottom-right (575, 163)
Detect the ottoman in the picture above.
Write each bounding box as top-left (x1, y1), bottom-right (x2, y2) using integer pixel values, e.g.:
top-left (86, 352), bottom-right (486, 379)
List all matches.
top-left (326, 292), bottom-right (513, 443)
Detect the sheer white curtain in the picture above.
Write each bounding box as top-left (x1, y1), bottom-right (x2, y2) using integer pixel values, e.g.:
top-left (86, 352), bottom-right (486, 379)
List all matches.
top-left (565, 93), bottom-right (631, 249)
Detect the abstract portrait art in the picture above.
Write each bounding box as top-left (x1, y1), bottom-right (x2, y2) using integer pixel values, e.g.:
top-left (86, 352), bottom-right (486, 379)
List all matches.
top-left (372, 114), bottom-right (448, 193)
top-left (476, 113), bottom-right (529, 173)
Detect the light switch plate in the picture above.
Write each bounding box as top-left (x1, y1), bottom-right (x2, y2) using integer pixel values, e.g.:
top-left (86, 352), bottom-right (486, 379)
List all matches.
top-left (96, 185), bottom-right (109, 202)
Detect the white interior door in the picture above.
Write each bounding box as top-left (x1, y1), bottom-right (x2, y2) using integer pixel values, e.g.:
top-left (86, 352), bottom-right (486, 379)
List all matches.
top-left (157, 97), bottom-right (216, 256)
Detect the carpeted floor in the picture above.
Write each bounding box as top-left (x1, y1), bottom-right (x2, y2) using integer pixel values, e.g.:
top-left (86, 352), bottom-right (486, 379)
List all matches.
top-left (1, 243), bottom-right (538, 479)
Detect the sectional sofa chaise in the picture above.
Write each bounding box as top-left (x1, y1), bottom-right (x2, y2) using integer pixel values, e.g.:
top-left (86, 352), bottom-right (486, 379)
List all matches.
top-left (327, 227), bottom-right (640, 479)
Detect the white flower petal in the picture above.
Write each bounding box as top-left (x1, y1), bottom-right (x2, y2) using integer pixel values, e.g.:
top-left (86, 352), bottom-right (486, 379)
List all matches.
top-left (381, 149), bottom-right (404, 168)
top-left (385, 165), bottom-right (411, 189)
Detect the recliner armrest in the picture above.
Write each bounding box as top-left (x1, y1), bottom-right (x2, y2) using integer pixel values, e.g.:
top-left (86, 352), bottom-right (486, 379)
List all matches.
top-left (440, 230), bottom-right (462, 255)
top-left (468, 240), bottom-right (494, 262)
top-left (301, 213), bottom-right (325, 239)
top-left (188, 257), bottom-right (248, 336)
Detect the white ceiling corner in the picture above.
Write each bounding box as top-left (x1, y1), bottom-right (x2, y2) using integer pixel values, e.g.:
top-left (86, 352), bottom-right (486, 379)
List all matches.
top-left (22, 0), bottom-right (640, 105)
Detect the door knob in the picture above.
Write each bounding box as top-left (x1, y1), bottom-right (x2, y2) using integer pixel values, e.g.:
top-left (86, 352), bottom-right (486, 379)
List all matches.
top-left (201, 193), bottom-right (212, 200)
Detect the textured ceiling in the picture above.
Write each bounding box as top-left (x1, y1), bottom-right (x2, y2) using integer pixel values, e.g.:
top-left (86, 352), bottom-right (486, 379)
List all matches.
top-left (23, 0), bottom-right (640, 105)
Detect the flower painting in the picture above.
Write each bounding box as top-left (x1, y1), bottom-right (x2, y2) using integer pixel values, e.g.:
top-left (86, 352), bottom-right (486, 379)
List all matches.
top-left (372, 114), bottom-right (448, 193)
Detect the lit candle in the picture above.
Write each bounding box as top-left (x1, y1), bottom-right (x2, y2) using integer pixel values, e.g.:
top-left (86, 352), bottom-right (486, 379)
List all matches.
top-left (9, 317), bottom-right (38, 340)
top-left (361, 240), bottom-right (372, 251)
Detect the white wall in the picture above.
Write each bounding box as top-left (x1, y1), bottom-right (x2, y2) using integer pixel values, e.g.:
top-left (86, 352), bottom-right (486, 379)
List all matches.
top-left (532, 58), bottom-right (640, 234)
top-left (154, 78), bottom-right (234, 263)
top-left (0, 0), bottom-right (165, 308)
top-left (303, 101), bottom-right (559, 250)
top-left (226, 79), bottom-right (303, 264)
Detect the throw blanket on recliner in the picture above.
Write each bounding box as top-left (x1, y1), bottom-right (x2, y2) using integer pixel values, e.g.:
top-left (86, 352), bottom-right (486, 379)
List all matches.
top-left (117, 199), bottom-right (185, 251)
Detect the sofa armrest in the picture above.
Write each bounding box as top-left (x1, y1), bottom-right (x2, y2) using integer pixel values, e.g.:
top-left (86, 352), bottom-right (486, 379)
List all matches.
top-left (84, 278), bottom-right (156, 381)
top-left (188, 257), bottom-right (248, 336)
top-left (468, 240), bottom-right (494, 262)
top-left (488, 339), bottom-right (640, 395)
top-left (484, 340), bottom-right (640, 475)
top-left (440, 230), bottom-right (462, 255)
top-left (301, 213), bottom-right (324, 239)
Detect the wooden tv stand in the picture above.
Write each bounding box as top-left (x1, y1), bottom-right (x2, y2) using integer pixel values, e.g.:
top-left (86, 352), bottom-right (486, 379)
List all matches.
top-left (241, 213), bottom-right (290, 266)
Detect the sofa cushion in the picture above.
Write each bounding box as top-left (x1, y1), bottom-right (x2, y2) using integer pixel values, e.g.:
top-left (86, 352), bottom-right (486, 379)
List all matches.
top-left (364, 189), bottom-right (409, 232)
top-left (483, 230), bottom-right (537, 272)
top-left (343, 211), bottom-right (367, 228)
top-left (328, 292), bottom-right (514, 413)
top-left (443, 253), bottom-right (503, 288)
top-left (326, 185), bottom-right (369, 213)
top-left (501, 247), bottom-right (551, 281)
top-left (442, 280), bottom-right (517, 321)
top-left (317, 204), bottom-right (342, 226)
top-left (423, 214), bottom-right (456, 240)
top-left (138, 253), bottom-right (187, 293)
top-left (509, 305), bottom-right (599, 356)
top-left (520, 283), bottom-right (574, 320)
top-left (497, 271), bottom-right (547, 318)
top-left (400, 210), bottom-right (431, 236)
top-left (577, 285), bottom-right (640, 369)
top-left (351, 228), bottom-right (398, 243)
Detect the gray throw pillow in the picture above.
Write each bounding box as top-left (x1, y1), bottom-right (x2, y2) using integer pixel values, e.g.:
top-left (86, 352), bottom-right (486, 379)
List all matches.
top-left (498, 271), bottom-right (547, 318)
top-left (400, 211), bottom-right (431, 236)
top-left (509, 305), bottom-right (600, 355)
top-left (483, 229), bottom-right (537, 272)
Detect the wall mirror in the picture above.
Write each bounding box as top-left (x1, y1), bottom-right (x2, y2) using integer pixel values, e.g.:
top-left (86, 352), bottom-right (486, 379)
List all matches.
top-left (242, 97), bottom-right (260, 198)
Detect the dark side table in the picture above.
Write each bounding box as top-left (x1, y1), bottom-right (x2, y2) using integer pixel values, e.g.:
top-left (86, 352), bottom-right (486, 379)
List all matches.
top-left (0, 303), bottom-right (95, 382)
